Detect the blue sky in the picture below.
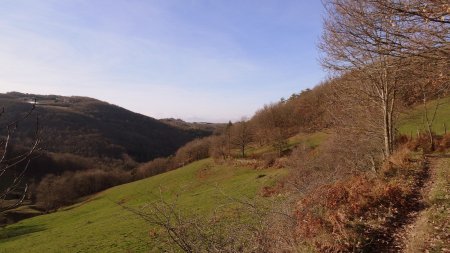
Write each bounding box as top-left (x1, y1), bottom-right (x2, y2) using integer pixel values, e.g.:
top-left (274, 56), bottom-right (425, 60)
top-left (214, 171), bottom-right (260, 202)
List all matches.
top-left (0, 0), bottom-right (325, 122)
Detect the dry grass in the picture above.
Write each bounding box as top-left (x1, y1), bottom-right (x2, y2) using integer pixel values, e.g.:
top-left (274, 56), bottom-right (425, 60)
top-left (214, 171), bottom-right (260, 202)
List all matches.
top-left (294, 148), bottom-right (424, 252)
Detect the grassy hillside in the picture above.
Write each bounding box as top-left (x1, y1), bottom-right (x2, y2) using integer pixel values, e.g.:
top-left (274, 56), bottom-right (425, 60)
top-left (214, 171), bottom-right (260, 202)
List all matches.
top-left (0, 159), bottom-right (285, 252)
top-left (399, 96), bottom-right (450, 136)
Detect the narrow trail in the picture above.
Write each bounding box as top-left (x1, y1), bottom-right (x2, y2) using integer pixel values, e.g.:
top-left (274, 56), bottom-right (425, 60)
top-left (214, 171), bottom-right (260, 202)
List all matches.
top-left (390, 155), bottom-right (435, 252)
top-left (365, 154), bottom-right (432, 253)
top-left (390, 154), bottom-right (449, 253)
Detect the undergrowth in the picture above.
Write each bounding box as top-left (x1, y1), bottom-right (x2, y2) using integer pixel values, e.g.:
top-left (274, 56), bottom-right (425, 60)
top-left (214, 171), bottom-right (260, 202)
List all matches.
top-left (294, 147), bottom-right (425, 252)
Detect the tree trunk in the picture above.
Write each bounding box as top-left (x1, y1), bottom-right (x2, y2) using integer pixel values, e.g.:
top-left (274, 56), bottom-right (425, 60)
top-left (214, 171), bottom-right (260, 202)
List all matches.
top-left (383, 100), bottom-right (392, 158)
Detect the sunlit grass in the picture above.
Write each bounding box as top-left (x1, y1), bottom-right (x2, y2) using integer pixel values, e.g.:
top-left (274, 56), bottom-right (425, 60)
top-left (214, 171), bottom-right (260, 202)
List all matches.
top-left (0, 159), bottom-right (285, 253)
top-left (398, 97), bottom-right (450, 136)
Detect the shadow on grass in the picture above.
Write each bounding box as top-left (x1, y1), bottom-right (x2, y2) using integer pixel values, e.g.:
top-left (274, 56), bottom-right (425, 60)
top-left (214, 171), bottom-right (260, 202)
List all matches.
top-left (0, 224), bottom-right (46, 241)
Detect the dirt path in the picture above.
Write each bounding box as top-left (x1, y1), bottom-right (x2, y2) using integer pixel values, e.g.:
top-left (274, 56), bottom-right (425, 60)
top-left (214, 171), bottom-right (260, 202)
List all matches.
top-left (394, 155), bottom-right (450, 253)
top-left (376, 155), bottom-right (432, 252)
top-left (389, 156), bottom-right (434, 252)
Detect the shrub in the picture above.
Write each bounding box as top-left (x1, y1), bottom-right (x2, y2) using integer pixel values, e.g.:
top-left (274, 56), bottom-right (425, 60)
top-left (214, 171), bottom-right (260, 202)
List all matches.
top-left (437, 133), bottom-right (450, 151)
top-left (36, 169), bottom-right (132, 211)
top-left (261, 152), bottom-right (278, 168)
top-left (294, 148), bottom-right (421, 252)
top-left (406, 132), bottom-right (437, 153)
top-left (173, 137), bottom-right (212, 167)
top-left (135, 157), bottom-right (174, 179)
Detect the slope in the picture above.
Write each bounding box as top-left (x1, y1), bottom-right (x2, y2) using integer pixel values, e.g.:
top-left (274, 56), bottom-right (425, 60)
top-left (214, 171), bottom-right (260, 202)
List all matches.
top-left (0, 159), bottom-right (285, 252)
top-left (399, 96), bottom-right (450, 136)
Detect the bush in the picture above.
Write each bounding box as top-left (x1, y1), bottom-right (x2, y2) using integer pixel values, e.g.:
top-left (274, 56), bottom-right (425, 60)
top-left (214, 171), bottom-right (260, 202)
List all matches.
top-left (173, 137), bottom-right (212, 166)
top-left (36, 169), bottom-right (132, 211)
top-left (437, 133), bottom-right (450, 151)
top-left (261, 152), bottom-right (278, 168)
top-left (406, 132), bottom-right (436, 153)
top-left (294, 148), bottom-right (421, 252)
top-left (135, 157), bottom-right (174, 179)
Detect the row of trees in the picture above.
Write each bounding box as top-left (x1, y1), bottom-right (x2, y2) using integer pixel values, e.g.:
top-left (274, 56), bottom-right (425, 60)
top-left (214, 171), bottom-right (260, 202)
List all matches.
top-left (35, 169), bottom-right (131, 212)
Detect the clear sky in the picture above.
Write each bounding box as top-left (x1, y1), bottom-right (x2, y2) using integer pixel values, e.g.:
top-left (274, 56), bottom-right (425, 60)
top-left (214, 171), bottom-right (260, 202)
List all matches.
top-left (0, 0), bottom-right (325, 123)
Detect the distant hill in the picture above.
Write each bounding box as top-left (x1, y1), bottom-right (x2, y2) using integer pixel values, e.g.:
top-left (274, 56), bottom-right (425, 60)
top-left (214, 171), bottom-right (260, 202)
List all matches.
top-left (160, 118), bottom-right (224, 132)
top-left (0, 92), bottom-right (214, 164)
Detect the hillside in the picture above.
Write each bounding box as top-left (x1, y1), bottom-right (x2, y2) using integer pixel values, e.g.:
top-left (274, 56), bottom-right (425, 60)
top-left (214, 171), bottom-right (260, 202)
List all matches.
top-left (1, 96), bottom-right (448, 252)
top-left (0, 159), bottom-right (286, 252)
top-left (160, 118), bottom-right (224, 133)
top-left (0, 92), bottom-right (213, 165)
top-left (399, 96), bottom-right (450, 136)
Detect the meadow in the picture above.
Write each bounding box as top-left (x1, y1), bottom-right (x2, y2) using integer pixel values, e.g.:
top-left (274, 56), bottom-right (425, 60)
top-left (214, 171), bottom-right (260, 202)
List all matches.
top-left (0, 159), bottom-right (285, 252)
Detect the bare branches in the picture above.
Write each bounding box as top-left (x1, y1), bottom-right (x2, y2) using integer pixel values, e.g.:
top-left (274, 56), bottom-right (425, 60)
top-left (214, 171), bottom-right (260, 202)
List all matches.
top-left (230, 120), bottom-right (253, 158)
top-left (320, 0), bottom-right (449, 159)
top-left (120, 183), bottom-right (300, 252)
top-left (0, 100), bottom-right (40, 213)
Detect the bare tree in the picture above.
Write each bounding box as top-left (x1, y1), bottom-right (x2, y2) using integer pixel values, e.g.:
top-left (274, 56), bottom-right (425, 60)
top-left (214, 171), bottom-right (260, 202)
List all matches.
top-left (320, 0), bottom-right (426, 158)
top-left (380, 0), bottom-right (450, 25)
top-left (225, 121), bottom-right (233, 158)
top-left (252, 103), bottom-right (294, 157)
top-left (210, 135), bottom-right (228, 161)
top-left (362, 1), bottom-right (450, 150)
top-left (404, 56), bottom-right (450, 150)
top-left (369, 0), bottom-right (449, 61)
top-left (231, 120), bottom-right (253, 158)
top-left (0, 101), bottom-right (40, 213)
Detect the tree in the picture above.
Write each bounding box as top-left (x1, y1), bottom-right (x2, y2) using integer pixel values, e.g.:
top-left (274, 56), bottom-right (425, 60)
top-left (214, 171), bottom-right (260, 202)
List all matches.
top-left (231, 120), bottom-right (253, 158)
top-left (321, 0), bottom-right (417, 159)
top-left (252, 103), bottom-right (293, 157)
top-left (370, 0), bottom-right (449, 61)
top-left (403, 56), bottom-right (450, 150)
top-left (225, 121), bottom-right (233, 158)
top-left (210, 135), bottom-right (228, 161)
top-left (0, 102), bottom-right (40, 213)
top-left (368, 0), bottom-right (449, 150)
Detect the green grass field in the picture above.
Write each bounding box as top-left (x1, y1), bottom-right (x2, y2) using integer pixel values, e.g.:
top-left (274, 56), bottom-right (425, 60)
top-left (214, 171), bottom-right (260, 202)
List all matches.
top-left (0, 159), bottom-right (285, 253)
top-left (399, 97), bottom-right (450, 136)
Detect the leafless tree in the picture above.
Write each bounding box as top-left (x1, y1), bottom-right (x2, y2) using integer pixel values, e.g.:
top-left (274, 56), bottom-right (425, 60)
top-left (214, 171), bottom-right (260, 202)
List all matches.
top-left (404, 56), bottom-right (450, 150)
top-left (369, 0), bottom-right (449, 60)
top-left (252, 103), bottom-right (294, 157)
top-left (209, 135), bottom-right (228, 161)
top-left (225, 121), bottom-right (233, 158)
top-left (320, 0), bottom-right (432, 159)
top-left (380, 0), bottom-right (449, 25)
top-left (0, 101), bottom-right (40, 213)
top-left (231, 120), bottom-right (253, 158)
